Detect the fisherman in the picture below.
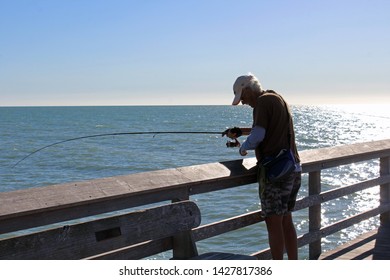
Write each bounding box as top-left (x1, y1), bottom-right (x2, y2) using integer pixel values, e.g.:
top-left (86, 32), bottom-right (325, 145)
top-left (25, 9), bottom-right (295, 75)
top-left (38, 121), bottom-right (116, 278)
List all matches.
top-left (224, 73), bottom-right (301, 260)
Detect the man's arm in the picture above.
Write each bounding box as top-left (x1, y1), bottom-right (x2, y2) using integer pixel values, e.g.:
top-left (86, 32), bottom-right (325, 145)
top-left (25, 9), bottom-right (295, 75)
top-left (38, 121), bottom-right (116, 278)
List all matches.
top-left (240, 127), bottom-right (252, 136)
top-left (224, 127), bottom-right (251, 138)
top-left (239, 126), bottom-right (266, 156)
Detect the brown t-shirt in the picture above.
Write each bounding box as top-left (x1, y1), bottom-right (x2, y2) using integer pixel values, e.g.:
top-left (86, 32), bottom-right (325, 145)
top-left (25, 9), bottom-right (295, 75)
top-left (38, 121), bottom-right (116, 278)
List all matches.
top-left (253, 91), bottom-right (300, 163)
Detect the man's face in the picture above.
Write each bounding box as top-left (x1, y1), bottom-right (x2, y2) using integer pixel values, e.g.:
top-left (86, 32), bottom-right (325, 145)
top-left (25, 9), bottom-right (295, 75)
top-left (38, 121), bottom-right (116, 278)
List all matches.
top-left (240, 87), bottom-right (257, 108)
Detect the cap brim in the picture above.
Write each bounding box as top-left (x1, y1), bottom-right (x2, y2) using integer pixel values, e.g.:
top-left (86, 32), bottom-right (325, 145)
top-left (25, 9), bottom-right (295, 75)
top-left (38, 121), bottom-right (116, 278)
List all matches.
top-left (232, 92), bottom-right (241, 105)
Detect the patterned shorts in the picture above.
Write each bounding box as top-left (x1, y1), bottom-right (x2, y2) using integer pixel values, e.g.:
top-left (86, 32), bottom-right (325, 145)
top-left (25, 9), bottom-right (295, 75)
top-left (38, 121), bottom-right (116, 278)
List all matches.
top-left (258, 168), bottom-right (302, 217)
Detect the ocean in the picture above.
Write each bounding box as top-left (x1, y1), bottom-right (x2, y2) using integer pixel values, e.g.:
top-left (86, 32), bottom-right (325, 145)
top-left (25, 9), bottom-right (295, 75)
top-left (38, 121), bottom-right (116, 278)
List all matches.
top-left (1, 105), bottom-right (390, 259)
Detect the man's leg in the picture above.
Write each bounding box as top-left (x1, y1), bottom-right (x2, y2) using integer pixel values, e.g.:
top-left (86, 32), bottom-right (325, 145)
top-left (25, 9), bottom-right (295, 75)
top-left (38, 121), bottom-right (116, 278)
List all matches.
top-left (282, 213), bottom-right (298, 260)
top-left (265, 214), bottom-right (285, 260)
top-left (283, 172), bottom-right (301, 260)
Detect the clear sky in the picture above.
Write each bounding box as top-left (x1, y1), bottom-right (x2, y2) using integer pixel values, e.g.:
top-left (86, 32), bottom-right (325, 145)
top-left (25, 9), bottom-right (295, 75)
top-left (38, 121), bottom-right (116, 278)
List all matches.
top-left (1, 0), bottom-right (389, 106)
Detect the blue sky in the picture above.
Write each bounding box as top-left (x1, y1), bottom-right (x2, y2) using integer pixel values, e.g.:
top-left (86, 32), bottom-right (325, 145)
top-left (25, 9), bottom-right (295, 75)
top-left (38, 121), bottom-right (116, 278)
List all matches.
top-left (1, 0), bottom-right (389, 106)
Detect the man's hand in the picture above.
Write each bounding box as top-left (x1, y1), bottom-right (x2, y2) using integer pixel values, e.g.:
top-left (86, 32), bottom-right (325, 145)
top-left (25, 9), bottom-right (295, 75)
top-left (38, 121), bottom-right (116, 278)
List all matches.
top-left (239, 146), bottom-right (248, 156)
top-left (222, 127), bottom-right (243, 139)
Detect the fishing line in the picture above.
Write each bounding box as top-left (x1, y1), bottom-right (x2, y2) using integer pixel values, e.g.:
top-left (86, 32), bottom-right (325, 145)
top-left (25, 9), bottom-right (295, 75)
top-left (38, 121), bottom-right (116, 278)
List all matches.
top-left (12, 131), bottom-right (224, 168)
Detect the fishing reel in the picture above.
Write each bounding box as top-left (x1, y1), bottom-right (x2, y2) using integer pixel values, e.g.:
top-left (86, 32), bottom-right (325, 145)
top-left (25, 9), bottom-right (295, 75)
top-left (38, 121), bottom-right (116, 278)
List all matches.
top-left (226, 138), bottom-right (241, 148)
top-left (222, 127), bottom-right (242, 148)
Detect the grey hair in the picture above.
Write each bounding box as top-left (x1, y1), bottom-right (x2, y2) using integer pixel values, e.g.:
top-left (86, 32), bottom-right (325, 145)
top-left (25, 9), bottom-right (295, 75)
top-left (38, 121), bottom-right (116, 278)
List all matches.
top-left (246, 73), bottom-right (263, 93)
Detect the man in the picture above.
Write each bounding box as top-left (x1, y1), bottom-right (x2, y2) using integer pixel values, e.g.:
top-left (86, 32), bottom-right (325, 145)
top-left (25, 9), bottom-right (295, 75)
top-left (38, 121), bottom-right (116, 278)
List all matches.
top-left (226, 73), bottom-right (301, 260)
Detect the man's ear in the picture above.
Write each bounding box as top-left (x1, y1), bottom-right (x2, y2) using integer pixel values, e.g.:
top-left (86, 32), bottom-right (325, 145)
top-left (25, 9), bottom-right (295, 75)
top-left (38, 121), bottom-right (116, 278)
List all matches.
top-left (242, 86), bottom-right (252, 95)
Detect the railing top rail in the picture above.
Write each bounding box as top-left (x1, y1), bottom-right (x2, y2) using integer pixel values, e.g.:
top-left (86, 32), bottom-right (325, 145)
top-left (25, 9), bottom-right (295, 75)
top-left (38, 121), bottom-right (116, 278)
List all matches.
top-left (1, 139), bottom-right (389, 234)
top-left (301, 139), bottom-right (390, 173)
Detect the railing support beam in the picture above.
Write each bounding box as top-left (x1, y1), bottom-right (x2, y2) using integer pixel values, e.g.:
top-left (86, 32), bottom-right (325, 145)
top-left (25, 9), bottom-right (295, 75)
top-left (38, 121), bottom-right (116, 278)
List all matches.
top-left (308, 171), bottom-right (321, 259)
top-left (380, 156), bottom-right (390, 225)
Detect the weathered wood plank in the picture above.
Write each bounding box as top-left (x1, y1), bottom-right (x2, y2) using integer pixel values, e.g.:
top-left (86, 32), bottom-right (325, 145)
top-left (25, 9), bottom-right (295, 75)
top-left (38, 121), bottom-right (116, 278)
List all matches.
top-left (89, 238), bottom-right (172, 260)
top-left (0, 201), bottom-right (200, 260)
top-left (295, 175), bottom-right (390, 210)
top-left (319, 230), bottom-right (377, 260)
top-left (300, 139), bottom-right (390, 173)
top-left (0, 168), bottom-right (194, 218)
top-left (253, 248), bottom-right (272, 260)
top-left (0, 158), bottom-right (257, 234)
top-left (193, 210), bottom-right (264, 242)
top-left (91, 210), bottom-right (265, 260)
top-left (319, 222), bottom-right (390, 260)
top-left (190, 252), bottom-right (257, 260)
top-left (298, 203), bottom-right (390, 251)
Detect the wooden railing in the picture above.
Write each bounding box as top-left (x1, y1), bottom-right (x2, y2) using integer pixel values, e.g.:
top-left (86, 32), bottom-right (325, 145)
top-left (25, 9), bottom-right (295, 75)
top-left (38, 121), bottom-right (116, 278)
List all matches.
top-left (1, 139), bottom-right (390, 259)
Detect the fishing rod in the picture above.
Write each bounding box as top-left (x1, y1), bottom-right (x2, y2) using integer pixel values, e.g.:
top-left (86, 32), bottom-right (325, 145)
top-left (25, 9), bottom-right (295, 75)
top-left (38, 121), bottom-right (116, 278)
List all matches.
top-left (12, 130), bottom-right (240, 168)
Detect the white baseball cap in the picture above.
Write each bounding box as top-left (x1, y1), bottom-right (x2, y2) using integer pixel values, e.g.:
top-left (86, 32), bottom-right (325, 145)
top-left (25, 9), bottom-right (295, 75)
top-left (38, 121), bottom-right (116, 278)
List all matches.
top-left (232, 75), bottom-right (255, 105)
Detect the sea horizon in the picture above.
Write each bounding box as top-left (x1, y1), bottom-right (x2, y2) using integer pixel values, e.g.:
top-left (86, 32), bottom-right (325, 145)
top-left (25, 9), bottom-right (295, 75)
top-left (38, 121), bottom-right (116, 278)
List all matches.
top-left (1, 102), bottom-right (389, 107)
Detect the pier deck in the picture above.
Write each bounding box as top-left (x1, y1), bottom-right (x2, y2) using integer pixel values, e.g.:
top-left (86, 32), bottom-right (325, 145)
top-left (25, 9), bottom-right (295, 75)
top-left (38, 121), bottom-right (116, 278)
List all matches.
top-left (319, 223), bottom-right (390, 260)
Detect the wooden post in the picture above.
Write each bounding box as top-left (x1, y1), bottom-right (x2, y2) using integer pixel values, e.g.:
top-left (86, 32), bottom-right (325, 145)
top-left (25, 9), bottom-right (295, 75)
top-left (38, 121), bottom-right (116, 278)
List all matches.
top-left (308, 171), bottom-right (321, 259)
top-left (171, 190), bottom-right (192, 259)
top-left (172, 230), bottom-right (199, 259)
top-left (380, 156), bottom-right (390, 225)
